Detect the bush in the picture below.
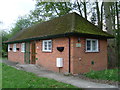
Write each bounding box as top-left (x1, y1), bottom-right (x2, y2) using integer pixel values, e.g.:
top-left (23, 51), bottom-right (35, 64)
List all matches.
top-left (2, 50), bottom-right (7, 57)
top-left (85, 69), bottom-right (119, 81)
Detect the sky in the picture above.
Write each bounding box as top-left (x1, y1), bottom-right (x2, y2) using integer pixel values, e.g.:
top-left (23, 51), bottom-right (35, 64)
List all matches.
top-left (0, 0), bottom-right (36, 32)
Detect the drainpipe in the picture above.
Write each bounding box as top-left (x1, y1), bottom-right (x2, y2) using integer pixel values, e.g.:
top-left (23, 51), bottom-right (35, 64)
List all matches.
top-left (68, 37), bottom-right (71, 73)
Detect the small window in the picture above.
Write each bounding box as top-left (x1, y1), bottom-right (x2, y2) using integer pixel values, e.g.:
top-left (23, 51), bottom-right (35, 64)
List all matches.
top-left (86, 39), bottom-right (99, 52)
top-left (13, 44), bottom-right (16, 52)
top-left (21, 43), bottom-right (25, 52)
top-left (8, 44), bottom-right (10, 52)
top-left (42, 40), bottom-right (52, 52)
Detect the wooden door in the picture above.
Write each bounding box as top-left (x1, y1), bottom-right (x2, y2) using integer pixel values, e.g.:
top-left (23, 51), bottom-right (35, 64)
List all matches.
top-left (31, 41), bottom-right (36, 64)
top-left (24, 42), bottom-right (30, 64)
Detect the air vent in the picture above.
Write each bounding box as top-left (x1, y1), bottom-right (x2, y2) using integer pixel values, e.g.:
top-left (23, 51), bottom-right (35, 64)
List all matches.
top-left (57, 47), bottom-right (64, 52)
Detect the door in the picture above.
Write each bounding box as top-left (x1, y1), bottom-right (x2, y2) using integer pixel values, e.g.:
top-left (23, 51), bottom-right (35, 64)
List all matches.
top-left (24, 42), bottom-right (30, 64)
top-left (31, 41), bottom-right (36, 64)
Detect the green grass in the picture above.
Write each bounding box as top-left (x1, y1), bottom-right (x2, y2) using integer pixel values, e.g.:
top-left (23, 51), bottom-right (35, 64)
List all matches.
top-left (1, 57), bottom-right (7, 60)
top-left (85, 69), bottom-right (119, 81)
top-left (2, 63), bottom-right (77, 88)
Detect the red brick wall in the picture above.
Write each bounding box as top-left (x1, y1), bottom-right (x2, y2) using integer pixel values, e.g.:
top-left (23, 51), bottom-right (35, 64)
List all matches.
top-left (70, 36), bottom-right (107, 74)
top-left (36, 37), bottom-right (69, 73)
top-left (8, 36), bottom-right (108, 74)
top-left (8, 43), bottom-right (24, 64)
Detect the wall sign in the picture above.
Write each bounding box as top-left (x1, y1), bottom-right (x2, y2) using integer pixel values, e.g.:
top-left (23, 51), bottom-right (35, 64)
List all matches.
top-left (76, 43), bottom-right (81, 47)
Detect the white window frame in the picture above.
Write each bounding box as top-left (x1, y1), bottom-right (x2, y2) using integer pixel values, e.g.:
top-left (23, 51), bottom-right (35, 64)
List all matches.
top-left (13, 44), bottom-right (16, 52)
top-left (21, 43), bottom-right (25, 52)
top-left (86, 39), bottom-right (99, 52)
top-left (8, 44), bottom-right (10, 52)
top-left (42, 40), bottom-right (52, 52)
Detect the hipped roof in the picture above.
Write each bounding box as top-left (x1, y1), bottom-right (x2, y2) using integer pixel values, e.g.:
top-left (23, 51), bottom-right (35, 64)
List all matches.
top-left (5, 12), bottom-right (114, 44)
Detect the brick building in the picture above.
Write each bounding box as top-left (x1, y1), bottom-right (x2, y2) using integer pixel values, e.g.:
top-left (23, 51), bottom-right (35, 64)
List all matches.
top-left (5, 12), bottom-right (114, 74)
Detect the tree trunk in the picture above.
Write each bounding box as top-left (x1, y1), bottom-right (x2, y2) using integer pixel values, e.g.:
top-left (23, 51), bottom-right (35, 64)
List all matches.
top-left (104, 2), bottom-right (113, 34)
top-left (100, 2), bottom-right (103, 30)
top-left (110, 3), bottom-right (116, 30)
top-left (83, 0), bottom-right (87, 19)
top-left (96, 1), bottom-right (100, 29)
top-left (115, 2), bottom-right (120, 67)
top-left (77, 0), bottom-right (82, 16)
top-left (104, 2), bottom-right (116, 68)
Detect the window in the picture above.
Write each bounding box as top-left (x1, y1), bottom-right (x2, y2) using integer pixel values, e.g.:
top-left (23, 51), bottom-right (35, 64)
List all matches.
top-left (8, 44), bottom-right (10, 52)
top-left (86, 39), bottom-right (99, 52)
top-left (42, 40), bottom-right (52, 52)
top-left (13, 44), bottom-right (16, 52)
top-left (21, 43), bottom-right (25, 52)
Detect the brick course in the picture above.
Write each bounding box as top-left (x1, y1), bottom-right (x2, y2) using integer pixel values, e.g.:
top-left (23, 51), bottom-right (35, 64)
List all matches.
top-left (8, 36), bottom-right (108, 74)
top-left (36, 37), bottom-right (69, 73)
top-left (70, 36), bottom-right (107, 74)
top-left (8, 43), bottom-right (24, 64)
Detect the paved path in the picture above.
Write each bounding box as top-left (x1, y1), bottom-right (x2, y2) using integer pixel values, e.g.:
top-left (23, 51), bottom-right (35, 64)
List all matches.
top-left (1, 59), bottom-right (119, 89)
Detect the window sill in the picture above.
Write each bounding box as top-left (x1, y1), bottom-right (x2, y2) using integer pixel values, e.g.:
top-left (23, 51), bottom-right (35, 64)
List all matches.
top-left (42, 50), bottom-right (52, 53)
top-left (85, 51), bottom-right (99, 53)
top-left (21, 51), bottom-right (25, 53)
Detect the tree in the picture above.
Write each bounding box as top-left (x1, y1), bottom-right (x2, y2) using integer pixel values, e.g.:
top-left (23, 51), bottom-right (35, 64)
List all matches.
top-left (104, 2), bottom-right (119, 68)
top-left (90, 9), bottom-right (97, 24)
top-left (104, 2), bottom-right (113, 34)
top-left (32, 2), bottom-right (73, 21)
top-left (115, 1), bottom-right (120, 67)
top-left (83, 0), bottom-right (87, 19)
top-left (9, 16), bottom-right (33, 38)
top-left (95, 0), bottom-right (100, 28)
top-left (100, 2), bottom-right (103, 30)
top-left (1, 30), bottom-right (9, 57)
top-left (76, 0), bottom-right (83, 16)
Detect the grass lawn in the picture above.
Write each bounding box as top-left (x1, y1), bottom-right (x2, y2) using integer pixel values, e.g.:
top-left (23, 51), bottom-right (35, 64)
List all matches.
top-left (1, 57), bottom-right (7, 60)
top-left (85, 69), bottom-right (119, 81)
top-left (2, 63), bottom-right (77, 88)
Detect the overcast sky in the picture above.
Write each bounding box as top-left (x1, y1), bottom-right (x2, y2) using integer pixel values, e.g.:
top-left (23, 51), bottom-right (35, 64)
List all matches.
top-left (0, 0), bottom-right (36, 32)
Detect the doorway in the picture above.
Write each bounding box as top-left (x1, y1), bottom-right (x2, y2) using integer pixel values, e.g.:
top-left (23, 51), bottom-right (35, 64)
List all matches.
top-left (31, 41), bottom-right (36, 64)
top-left (24, 42), bottom-right (30, 64)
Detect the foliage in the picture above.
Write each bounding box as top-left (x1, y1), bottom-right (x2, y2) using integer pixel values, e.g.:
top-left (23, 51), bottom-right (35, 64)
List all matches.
top-left (2, 30), bottom-right (9, 42)
top-left (2, 63), bottom-right (77, 88)
top-left (85, 69), bottom-right (119, 81)
top-left (2, 30), bottom-right (9, 57)
top-left (2, 50), bottom-right (7, 57)
top-left (1, 15), bottom-right (40, 57)
top-left (29, 2), bottom-right (73, 22)
top-left (9, 16), bottom-right (33, 38)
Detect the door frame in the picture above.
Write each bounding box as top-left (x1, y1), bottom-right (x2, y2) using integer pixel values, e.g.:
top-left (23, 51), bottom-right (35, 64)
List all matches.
top-left (31, 41), bottom-right (36, 64)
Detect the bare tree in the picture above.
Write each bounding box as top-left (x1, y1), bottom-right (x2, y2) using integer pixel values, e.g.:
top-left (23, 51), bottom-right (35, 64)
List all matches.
top-left (95, 0), bottom-right (100, 28)
top-left (104, 2), bottom-right (113, 34)
top-left (83, 0), bottom-right (87, 19)
top-left (104, 2), bottom-right (117, 68)
top-left (76, 0), bottom-right (83, 16)
top-left (115, 1), bottom-right (120, 67)
top-left (100, 2), bottom-right (103, 30)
